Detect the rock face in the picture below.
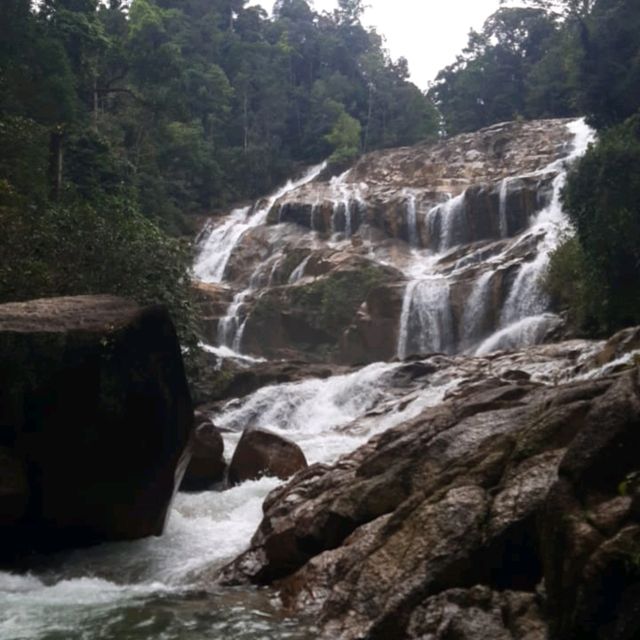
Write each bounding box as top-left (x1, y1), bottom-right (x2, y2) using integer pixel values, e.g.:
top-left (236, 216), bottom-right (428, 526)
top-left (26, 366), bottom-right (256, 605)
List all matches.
top-left (220, 355), bottom-right (640, 640)
top-left (180, 422), bottom-right (226, 491)
top-left (0, 296), bottom-right (193, 561)
top-left (193, 118), bottom-right (590, 365)
top-left (228, 428), bottom-right (308, 485)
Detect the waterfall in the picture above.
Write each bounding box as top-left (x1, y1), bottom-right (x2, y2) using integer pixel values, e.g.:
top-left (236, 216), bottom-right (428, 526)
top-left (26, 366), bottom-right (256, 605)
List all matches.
top-left (397, 278), bottom-right (454, 359)
top-left (194, 162), bottom-right (326, 285)
top-left (481, 118), bottom-right (595, 352)
top-left (460, 270), bottom-right (495, 350)
top-left (289, 254), bottom-right (311, 283)
top-left (425, 192), bottom-right (466, 252)
top-left (405, 193), bottom-right (419, 247)
top-left (195, 162), bottom-right (326, 356)
top-left (193, 206), bottom-right (251, 283)
top-left (498, 178), bottom-right (509, 238)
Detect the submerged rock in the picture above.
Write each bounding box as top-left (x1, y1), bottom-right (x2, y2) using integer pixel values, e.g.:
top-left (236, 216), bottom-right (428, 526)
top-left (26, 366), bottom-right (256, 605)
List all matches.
top-left (219, 355), bottom-right (640, 640)
top-left (228, 428), bottom-right (308, 486)
top-left (0, 296), bottom-right (193, 561)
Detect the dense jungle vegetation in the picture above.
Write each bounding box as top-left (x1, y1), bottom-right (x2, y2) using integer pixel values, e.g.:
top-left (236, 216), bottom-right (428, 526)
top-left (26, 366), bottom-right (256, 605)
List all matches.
top-left (0, 0), bottom-right (638, 349)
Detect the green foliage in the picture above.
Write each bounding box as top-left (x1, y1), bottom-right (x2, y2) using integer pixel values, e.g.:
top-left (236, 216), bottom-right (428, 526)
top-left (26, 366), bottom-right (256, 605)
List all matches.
top-left (544, 235), bottom-right (592, 332)
top-left (546, 115), bottom-right (640, 335)
top-left (291, 266), bottom-right (387, 329)
top-left (430, 0), bottom-right (640, 135)
top-left (561, 115), bottom-right (640, 333)
top-left (326, 109), bottom-right (362, 164)
top-left (429, 6), bottom-right (571, 135)
top-left (0, 197), bottom-right (199, 356)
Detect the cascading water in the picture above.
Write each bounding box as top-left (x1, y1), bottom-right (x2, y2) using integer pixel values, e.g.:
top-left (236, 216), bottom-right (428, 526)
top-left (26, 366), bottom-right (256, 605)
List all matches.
top-left (397, 278), bottom-right (454, 359)
top-left (460, 270), bottom-right (495, 350)
top-left (487, 118), bottom-right (596, 351)
top-left (405, 192), bottom-right (419, 247)
top-left (194, 162), bottom-right (326, 355)
top-left (426, 191), bottom-right (466, 251)
top-left (498, 178), bottom-right (510, 238)
top-left (397, 118), bottom-right (594, 358)
top-left (1, 118), bottom-right (600, 640)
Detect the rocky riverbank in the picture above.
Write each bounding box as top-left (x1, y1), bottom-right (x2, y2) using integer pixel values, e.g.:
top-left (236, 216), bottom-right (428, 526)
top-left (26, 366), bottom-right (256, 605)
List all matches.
top-left (215, 331), bottom-right (640, 640)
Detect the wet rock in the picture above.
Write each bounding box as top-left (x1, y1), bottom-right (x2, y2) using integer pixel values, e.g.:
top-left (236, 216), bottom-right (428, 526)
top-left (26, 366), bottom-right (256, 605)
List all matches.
top-left (228, 428), bottom-right (308, 485)
top-left (219, 362), bottom-right (640, 640)
top-left (191, 282), bottom-right (234, 344)
top-left (180, 423), bottom-right (226, 492)
top-left (406, 586), bottom-right (547, 640)
top-left (241, 260), bottom-right (402, 362)
top-left (0, 296), bottom-right (193, 561)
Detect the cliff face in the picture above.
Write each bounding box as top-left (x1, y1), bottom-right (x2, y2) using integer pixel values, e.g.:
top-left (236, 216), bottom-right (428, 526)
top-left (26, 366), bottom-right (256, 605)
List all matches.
top-left (218, 336), bottom-right (640, 640)
top-left (0, 296), bottom-right (193, 561)
top-left (193, 118), bottom-right (589, 365)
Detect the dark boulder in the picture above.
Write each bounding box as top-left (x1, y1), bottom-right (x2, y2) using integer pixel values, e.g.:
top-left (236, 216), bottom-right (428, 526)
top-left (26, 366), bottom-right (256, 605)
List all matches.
top-left (180, 422), bottom-right (226, 491)
top-left (0, 295), bottom-right (193, 561)
top-left (228, 428), bottom-right (307, 486)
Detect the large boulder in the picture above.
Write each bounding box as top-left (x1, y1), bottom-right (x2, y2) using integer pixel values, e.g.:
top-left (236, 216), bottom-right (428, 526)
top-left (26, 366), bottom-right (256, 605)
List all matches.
top-left (0, 296), bottom-right (193, 561)
top-left (228, 428), bottom-right (308, 486)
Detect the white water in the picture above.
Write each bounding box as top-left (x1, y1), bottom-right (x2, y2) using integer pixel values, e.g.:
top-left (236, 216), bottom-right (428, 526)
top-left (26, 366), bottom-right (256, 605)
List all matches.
top-left (2, 120), bottom-right (599, 640)
top-left (498, 177), bottom-right (510, 238)
top-left (405, 192), bottom-right (419, 247)
top-left (194, 162), bottom-right (326, 285)
top-left (396, 118), bottom-right (595, 359)
top-left (397, 278), bottom-right (454, 359)
top-left (288, 254), bottom-right (311, 284)
top-left (195, 162), bottom-right (326, 354)
top-left (460, 270), bottom-right (495, 350)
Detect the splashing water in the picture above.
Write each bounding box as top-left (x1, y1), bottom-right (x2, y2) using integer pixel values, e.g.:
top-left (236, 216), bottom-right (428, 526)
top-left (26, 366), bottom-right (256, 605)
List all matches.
top-left (405, 192), bottom-right (419, 247)
top-left (194, 162), bottom-right (326, 284)
top-left (460, 270), bottom-right (495, 351)
top-left (397, 278), bottom-right (454, 359)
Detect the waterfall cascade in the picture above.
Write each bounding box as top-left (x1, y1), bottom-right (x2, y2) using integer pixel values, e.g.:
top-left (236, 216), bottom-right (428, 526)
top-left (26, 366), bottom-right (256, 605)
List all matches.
top-left (2, 118), bottom-right (604, 640)
top-left (191, 118), bottom-right (593, 363)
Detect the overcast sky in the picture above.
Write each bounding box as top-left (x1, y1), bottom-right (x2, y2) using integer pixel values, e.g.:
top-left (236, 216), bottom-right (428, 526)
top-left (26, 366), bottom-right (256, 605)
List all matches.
top-left (252, 0), bottom-right (504, 90)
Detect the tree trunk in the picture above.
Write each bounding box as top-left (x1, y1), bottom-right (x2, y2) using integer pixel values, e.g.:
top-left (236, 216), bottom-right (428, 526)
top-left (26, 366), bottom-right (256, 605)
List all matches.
top-left (48, 128), bottom-right (64, 202)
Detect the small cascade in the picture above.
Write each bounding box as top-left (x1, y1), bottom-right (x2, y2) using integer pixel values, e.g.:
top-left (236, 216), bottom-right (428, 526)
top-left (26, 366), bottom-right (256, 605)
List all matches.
top-left (217, 290), bottom-right (251, 350)
top-left (475, 314), bottom-right (561, 355)
top-left (425, 192), bottom-right (466, 252)
top-left (405, 193), bottom-right (419, 247)
top-left (193, 206), bottom-right (251, 283)
top-left (288, 254), bottom-right (311, 283)
top-left (397, 278), bottom-right (454, 359)
top-left (481, 119), bottom-right (596, 351)
top-left (194, 162), bottom-right (326, 284)
top-left (498, 178), bottom-right (510, 238)
top-left (460, 270), bottom-right (495, 350)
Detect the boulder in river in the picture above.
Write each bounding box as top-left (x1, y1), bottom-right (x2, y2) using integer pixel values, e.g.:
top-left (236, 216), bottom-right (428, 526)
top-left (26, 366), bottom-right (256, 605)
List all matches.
top-left (228, 428), bottom-right (308, 485)
top-left (0, 295), bottom-right (193, 562)
top-left (180, 422), bottom-right (226, 491)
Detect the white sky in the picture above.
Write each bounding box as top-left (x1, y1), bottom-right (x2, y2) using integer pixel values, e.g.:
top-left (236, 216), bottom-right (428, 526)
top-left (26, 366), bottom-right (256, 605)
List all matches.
top-left (253, 0), bottom-right (504, 89)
